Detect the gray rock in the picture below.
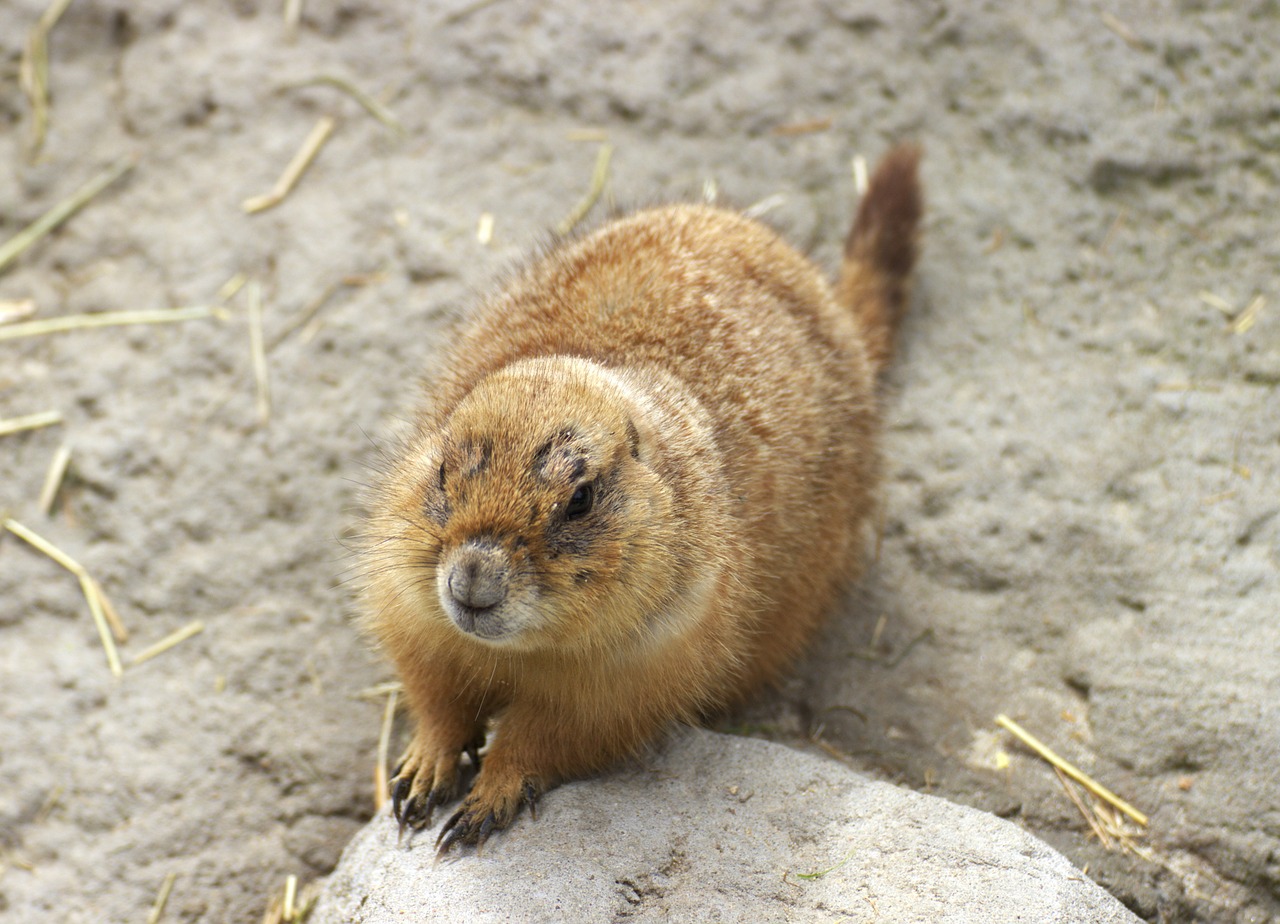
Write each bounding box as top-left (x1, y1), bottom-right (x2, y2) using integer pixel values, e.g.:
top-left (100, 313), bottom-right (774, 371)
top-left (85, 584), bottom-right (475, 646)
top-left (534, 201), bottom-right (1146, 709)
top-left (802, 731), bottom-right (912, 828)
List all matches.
top-left (310, 731), bottom-right (1139, 924)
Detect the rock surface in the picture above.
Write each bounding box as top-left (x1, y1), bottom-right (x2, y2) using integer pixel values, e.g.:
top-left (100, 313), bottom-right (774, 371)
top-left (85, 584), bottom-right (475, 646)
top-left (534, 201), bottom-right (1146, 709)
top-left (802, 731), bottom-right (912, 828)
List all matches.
top-left (311, 731), bottom-right (1139, 924)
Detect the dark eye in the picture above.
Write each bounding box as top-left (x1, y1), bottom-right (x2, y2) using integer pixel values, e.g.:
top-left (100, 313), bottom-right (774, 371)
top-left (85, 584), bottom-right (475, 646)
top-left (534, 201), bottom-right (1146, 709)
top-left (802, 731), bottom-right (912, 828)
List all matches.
top-left (565, 482), bottom-right (594, 520)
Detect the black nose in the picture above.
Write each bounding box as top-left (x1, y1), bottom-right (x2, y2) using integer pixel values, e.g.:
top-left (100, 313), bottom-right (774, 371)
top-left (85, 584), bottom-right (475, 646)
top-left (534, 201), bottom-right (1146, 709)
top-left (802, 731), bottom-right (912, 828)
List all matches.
top-left (445, 543), bottom-right (508, 610)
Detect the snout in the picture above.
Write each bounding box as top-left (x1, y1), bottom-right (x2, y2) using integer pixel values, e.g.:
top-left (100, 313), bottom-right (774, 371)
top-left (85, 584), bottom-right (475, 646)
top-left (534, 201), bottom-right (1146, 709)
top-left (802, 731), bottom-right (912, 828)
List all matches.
top-left (439, 540), bottom-right (512, 637)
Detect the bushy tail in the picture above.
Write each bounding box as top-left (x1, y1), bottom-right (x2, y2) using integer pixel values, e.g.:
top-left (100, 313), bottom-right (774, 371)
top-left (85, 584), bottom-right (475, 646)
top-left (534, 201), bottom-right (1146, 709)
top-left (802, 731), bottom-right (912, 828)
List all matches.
top-left (836, 143), bottom-right (923, 375)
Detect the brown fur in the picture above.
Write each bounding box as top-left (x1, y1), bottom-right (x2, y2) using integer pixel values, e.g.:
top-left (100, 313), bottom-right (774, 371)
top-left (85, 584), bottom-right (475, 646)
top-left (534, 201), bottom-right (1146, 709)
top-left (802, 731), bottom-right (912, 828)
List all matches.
top-left (360, 145), bottom-right (923, 850)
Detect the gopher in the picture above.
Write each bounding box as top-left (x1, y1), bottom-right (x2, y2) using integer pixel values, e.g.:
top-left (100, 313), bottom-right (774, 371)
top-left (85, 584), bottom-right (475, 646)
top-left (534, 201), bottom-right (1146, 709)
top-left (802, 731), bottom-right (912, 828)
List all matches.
top-left (360, 145), bottom-right (922, 852)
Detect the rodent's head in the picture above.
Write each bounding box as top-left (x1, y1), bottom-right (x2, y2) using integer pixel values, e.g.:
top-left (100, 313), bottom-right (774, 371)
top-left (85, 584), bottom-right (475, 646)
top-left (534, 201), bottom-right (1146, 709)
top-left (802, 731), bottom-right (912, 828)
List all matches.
top-left (365, 356), bottom-right (705, 656)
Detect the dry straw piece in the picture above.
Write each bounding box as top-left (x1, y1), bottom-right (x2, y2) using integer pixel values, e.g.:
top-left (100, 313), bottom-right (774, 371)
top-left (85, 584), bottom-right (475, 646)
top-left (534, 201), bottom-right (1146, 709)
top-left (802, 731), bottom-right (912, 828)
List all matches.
top-left (283, 0), bottom-right (303, 37)
top-left (283, 875), bottom-right (297, 922)
top-left (565, 128), bottom-right (609, 142)
top-left (267, 273), bottom-right (368, 352)
top-left (2, 517), bottom-right (122, 677)
top-left (476, 212), bottom-right (495, 246)
top-left (555, 142), bottom-right (613, 236)
top-left (0, 409), bottom-right (62, 437)
top-left (771, 116), bottom-right (832, 136)
top-left (130, 621), bottom-right (205, 667)
top-left (38, 442), bottom-right (73, 514)
top-left (18, 0), bottom-right (75, 158)
top-left (242, 116), bottom-right (337, 214)
top-left (995, 713), bottom-right (1149, 826)
top-left (0, 305), bottom-right (214, 343)
top-left (0, 298), bottom-right (38, 324)
top-left (219, 272), bottom-right (249, 302)
top-left (146, 872), bottom-right (177, 924)
top-left (1198, 290), bottom-right (1235, 316)
top-left (793, 845), bottom-right (857, 881)
top-left (374, 686), bottom-right (399, 812)
top-left (1056, 766), bottom-right (1114, 850)
top-left (0, 156), bottom-right (135, 274)
top-left (743, 193), bottom-right (787, 221)
top-left (89, 574), bottom-right (127, 642)
top-left (444, 0), bottom-right (506, 25)
top-left (1100, 11), bottom-right (1150, 51)
top-left (290, 74), bottom-right (403, 134)
top-left (356, 680), bottom-right (404, 701)
top-left (1229, 295), bottom-right (1264, 335)
top-left (852, 155), bottom-right (869, 197)
top-left (261, 873), bottom-right (309, 924)
top-left (246, 282), bottom-right (271, 425)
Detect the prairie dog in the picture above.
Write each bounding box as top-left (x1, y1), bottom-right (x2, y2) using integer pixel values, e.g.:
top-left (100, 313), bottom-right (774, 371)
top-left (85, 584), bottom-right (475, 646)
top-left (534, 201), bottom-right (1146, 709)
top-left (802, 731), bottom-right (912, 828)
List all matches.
top-left (361, 145), bottom-right (922, 851)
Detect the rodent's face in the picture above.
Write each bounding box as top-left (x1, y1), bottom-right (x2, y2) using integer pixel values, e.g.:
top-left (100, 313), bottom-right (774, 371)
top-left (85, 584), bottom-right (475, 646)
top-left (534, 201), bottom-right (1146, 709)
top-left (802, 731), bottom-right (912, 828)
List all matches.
top-left (373, 358), bottom-right (683, 655)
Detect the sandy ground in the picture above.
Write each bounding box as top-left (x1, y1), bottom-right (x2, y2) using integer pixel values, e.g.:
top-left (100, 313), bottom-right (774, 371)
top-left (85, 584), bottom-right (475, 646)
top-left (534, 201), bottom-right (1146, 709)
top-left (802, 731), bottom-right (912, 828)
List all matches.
top-left (1, 1), bottom-right (1276, 922)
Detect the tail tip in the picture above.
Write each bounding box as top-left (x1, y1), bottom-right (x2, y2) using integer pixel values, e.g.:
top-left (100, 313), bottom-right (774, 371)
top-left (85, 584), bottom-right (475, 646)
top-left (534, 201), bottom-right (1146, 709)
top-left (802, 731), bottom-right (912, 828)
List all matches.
top-left (847, 142), bottom-right (923, 279)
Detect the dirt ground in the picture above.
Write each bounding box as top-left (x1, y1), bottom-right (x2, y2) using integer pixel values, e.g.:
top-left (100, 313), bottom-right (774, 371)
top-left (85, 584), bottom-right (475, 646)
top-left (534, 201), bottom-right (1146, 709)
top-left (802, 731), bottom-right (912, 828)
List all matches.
top-left (1, 1), bottom-right (1276, 922)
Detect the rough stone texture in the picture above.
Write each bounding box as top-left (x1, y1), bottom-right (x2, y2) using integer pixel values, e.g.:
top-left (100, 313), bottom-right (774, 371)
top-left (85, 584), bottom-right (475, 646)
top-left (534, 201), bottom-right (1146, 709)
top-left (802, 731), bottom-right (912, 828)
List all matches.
top-left (310, 731), bottom-right (1140, 924)
top-left (1, 1), bottom-right (1276, 922)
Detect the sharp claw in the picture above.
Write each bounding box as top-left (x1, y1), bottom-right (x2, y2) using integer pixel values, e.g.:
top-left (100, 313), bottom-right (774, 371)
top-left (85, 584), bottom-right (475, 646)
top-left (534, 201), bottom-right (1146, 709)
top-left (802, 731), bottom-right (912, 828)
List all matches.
top-left (391, 776), bottom-right (412, 823)
top-left (404, 789), bottom-right (442, 830)
top-left (422, 788), bottom-right (446, 828)
top-left (436, 807), bottom-right (467, 852)
top-left (402, 795), bottom-right (423, 829)
top-left (436, 831), bottom-right (460, 857)
top-left (436, 823), bottom-right (468, 857)
top-left (465, 743), bottom-right (481, 768)
top-left (476, 813), bottom-right (497, 847)
top-left (522, 780), bottom-right (540, 821)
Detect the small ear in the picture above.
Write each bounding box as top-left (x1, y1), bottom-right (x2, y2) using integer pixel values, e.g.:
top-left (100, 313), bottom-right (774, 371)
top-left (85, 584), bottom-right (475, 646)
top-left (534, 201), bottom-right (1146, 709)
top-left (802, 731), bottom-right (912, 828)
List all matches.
top-left (425, 436), bottom-right (449, 486)
top-left (623, 412), bottom-right (664, 468)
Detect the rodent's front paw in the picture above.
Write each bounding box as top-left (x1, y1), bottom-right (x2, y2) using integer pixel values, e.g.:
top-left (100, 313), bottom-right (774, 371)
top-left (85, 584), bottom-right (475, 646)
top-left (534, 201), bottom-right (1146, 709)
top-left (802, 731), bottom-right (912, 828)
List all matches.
top-left (435, 775), bottom-right (541, 856)
top-left (389, 733), bottom-right (483, 835)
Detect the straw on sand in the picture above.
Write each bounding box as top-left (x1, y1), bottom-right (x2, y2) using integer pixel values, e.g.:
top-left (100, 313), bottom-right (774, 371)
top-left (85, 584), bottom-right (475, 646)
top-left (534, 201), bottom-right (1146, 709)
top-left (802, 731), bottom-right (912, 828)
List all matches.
top-left (283, 0), bottom-right (303, 37)
top-left (246, 282), bottom-right (271, 426)
top-left (0, 410), bottom-right (62, 437)
top-left (743, 193), bottom-right (787, 221)
top-left (261, 874), bottom-right (308, 924)
top-left (0, 156), bottom-right (136, 274)
top-left (373, 686), bottom-right (399, 812)
top-left (242, 116), bottom-right (336, 214)
top-left (793, 845), bottom-right (857, 881)
top-left (1100, 11), bottom-right (1150, 51)
top-left (444, 0), bottom-right (506, 25)
top-left (0, 299), bottom-right (38, 324)
top-left (3, 517), bottom-right (123, 676)
top-left (38, 442), bottom-right (73, 515)
top-left (995, 713), bottom-right (1148, 826)
top-left (555, 143), bottom-right (613, 236)
top-left (771, 117), bottom-right (832, 136)
top-left (0, 305), bottom-right (214, 343)
top-left (1229, 295), bottom-right (1264, 335)
top-left (89, 575), bottom-right (127, 642)
top-left (130, 621), bottom-right (204, 667)
top-left (288, 75), bottom-right (403, 134)
top-left (476, 212), bottom-right (495, 246)
top-left (565, 128), bottom-right (609, 142)
top-left (146, 872), bottom-right (177, 924)
top-left (1055, 767), bottom-right (1114, 850)
top-left (218, 272), bottom-right (249, 302)
top-left (852, 155), bottom-right (869, 197)
top-left (18, 0), bottom-right (75, 158)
